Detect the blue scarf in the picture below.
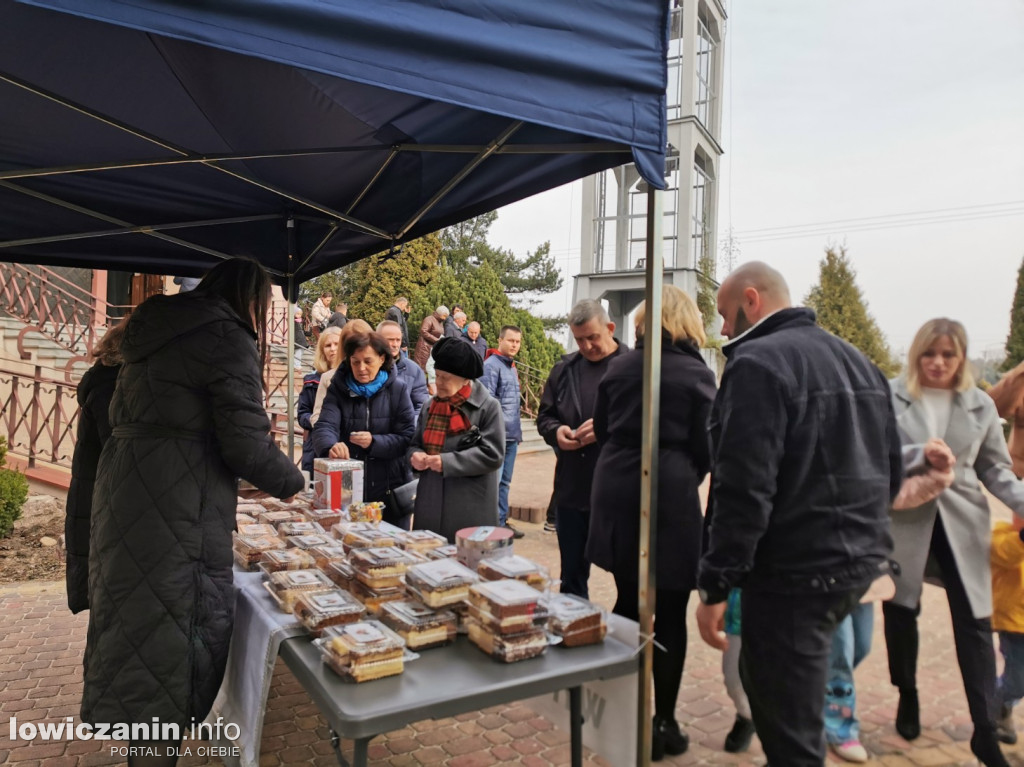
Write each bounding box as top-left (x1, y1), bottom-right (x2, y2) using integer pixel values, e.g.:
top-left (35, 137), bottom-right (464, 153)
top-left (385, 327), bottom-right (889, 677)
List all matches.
top-left (346, 370), bottom-right (389, 398)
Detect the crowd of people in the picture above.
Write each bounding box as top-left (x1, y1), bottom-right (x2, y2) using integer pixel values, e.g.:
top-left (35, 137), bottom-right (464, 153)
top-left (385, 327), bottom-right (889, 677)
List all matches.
top-left (68, 257), bottom-right (1024, 767)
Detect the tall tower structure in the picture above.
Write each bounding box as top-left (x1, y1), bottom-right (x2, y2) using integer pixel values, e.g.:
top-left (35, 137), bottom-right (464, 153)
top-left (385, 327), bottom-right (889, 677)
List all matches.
top-left (573, 0), bottom-right (726, 334)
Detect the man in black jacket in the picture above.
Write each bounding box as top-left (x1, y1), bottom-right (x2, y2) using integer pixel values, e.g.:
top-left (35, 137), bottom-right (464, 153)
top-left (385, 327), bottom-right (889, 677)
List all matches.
top-left (537, 299), bottom-right (626, 598)
top-left (696, 262), bottom-right (901, 766)
top-left (384, 297), bottom-right (410, 354)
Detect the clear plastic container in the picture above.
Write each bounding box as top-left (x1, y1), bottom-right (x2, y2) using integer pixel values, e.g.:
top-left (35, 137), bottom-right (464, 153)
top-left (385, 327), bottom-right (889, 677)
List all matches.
top-left (233, 533), bottom-right (286, 570)
top-left (235, 502), bottom-right (266, 516)
top-left (465, 617), bottom-right (548, 663)
top-left (264, 569), bottom-right (335, 613)
top-left (236, 523), bottom-right (277, 538)
top-left (276, 521), bottom-right (324, 538)
top-left (404, 559), bottom-right (480, 607)
top-left (348, 579), bottom-right (407, 614)
top-left (542, 594), bottom-right (608, 647)
top-left (293, 588), bottom-right (366, 636)
top-left (258, 548), bottom-right (316, 574)
top-left (324, 559), bottom-right (355, 590)
top-left (309, 543), bottom-right (348, 569)
top-left (304, 508), bottom-right (343, 530)
top-left (316, 620), bottom-right (405, 682)
top-left (257, 509), bottom-right (307, 527)
top-left (235, 513), bottom-right (256, 528)
top-left (477, 555), bottom-right (550, 591)
top-left (379, 599), bottom-right (457, 650)
top-left (349, 547), bottom-right (423, 589)
top-left (425, 544), bottom-right (458, 561)
top-left (285, 533), bottom-right (335, 550)
top-left (469, 579), bottom-right (542, 622)
top-left (347, 501), bottom-right (385, 523)
top-left (340, 526), bottom-right (399, 551)
top-left (395, 529), bottom-right (448, 553)
top-left (466, 602), bottom-right (548, 636)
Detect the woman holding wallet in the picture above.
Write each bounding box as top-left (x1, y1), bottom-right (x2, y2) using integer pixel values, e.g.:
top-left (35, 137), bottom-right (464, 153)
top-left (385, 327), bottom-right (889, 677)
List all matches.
top-left (408, 337), bottom-right (505, 541)
top-left (313, 331), bottom-right (416, 527)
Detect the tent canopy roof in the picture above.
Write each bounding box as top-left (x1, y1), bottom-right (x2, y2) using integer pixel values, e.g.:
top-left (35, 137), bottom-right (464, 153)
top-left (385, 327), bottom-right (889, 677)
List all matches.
top-left (1, 0), bottom-right (668, 286)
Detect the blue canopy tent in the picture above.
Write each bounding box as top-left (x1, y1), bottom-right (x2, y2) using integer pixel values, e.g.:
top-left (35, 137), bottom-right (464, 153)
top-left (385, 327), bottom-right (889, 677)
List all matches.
top-left (0, 2), bottom-right (671, 762)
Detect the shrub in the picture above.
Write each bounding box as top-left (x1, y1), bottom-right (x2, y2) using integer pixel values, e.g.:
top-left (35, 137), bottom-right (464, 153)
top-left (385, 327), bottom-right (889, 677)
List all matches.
top-left (0, 467), bottom-right (28, 539)
top-left (0, 434), bottom-right (7, 465)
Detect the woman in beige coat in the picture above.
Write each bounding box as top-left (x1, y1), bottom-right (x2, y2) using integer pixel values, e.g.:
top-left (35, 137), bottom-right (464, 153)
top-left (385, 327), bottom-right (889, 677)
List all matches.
top-left (886, 318), bottom-right (1024, 767)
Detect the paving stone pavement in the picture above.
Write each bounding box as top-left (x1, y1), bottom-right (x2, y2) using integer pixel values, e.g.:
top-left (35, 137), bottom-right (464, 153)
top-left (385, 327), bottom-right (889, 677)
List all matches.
top-left (3, 453), bottom-right (1024, 766)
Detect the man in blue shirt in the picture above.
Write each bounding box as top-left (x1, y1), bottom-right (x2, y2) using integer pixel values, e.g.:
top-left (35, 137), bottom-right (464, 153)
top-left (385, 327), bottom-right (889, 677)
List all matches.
top-left (480, 325), bottom-right (524, 538)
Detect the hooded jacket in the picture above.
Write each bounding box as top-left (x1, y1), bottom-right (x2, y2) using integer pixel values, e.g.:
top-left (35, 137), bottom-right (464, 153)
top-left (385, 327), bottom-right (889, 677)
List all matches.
top-left (82, 291), bottom-right (304, 727)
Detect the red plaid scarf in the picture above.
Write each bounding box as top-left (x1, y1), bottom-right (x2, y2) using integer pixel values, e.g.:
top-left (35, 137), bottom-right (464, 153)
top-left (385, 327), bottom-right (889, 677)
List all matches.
top-left (422, 383), bottom-right (473, 455)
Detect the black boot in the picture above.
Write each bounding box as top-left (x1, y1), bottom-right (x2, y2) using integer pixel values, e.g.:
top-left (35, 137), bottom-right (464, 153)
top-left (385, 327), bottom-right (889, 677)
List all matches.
top-left (895, 688), bottom-right (920, 741)
top-left (651, 716), bottom-right (689, 761)
top-left (996, 703), bottom-right (1017, 745)
top-left (970, 728), bottom-right (1011, 767)
top-left (723, 714), bottom-right (756, 753)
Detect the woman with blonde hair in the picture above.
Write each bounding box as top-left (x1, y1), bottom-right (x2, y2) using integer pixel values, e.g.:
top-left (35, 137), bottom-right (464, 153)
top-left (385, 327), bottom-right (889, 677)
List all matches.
top-left (297, 326), bottom-right (342, 473)
top-left (586, 285), bottom-right (717, 760)
top-left (886, 317), bottom-right (1024, 767)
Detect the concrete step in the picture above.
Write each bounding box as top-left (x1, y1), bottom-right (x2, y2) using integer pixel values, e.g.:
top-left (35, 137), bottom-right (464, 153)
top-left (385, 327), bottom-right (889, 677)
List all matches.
top-left (518, 421), bottom-right (551, 455)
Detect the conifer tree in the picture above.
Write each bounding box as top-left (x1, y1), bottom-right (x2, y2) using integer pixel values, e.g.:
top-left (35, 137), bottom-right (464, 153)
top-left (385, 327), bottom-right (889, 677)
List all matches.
top-left (805, 246), bottom-right (899, 377)
top-left (1003, 255), bottom-right (1024, 371)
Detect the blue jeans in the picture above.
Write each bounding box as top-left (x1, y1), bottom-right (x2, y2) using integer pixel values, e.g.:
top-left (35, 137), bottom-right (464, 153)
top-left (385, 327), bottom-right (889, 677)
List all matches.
top-left (998, 631), bottom-right (1024, 708)
top-left (497, 440), bottom-right (518, 526)
top-left (825, 602), bottom-right (874, 744)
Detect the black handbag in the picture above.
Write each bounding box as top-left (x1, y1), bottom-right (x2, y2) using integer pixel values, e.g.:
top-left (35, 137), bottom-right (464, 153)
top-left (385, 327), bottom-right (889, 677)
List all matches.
top-left (387, 478), bottom-right (419, 518)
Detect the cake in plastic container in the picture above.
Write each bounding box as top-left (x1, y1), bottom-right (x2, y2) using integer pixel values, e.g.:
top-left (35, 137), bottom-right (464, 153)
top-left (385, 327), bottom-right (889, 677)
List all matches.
top-left (309, 543), bottom-right (348, 569)
top-left (235, 513), bottom-right (256, 528)
top-left (347, 579), bottom-right (407, 614)
top-left (466, 617), bottom-right (548, 663)
top-left (379, 599), bottom-right (457, 650)
top-left (395, 529), bottom-right (447, 553)
top-left (468, 580), bottom-right (545, 635)
top-left (543, 593), bottom-right (608, 647)
top-left (303, 508), bottom-right (343, 530)
top-left (316, 620), bottom-right (405, 682)
top-left (258, 548), bottom-right (315, 574)
top-left (276, 521), bottom-right (324, 538)
top-left (324, 559), bottom-right (355, 590)
top-left (235, 502), bottom-right (265, 516)
top-left (264, 568), bottom-right (335, 613)
top-left (349, 547), bottom-right (423, 589)
top-left (293, 588), bottom-right (366, 636)
top-left (257, 509), bottom-right (307, 527)
top-left (233, 533), bottom-right (286, 570)
top-left (404, 559), bottom-right (480, 607)
top-left (339, 525), bottom-right (399, 551)
top-left (477, 555), bottom-right (550, 591)
top-left (236, 523), bottom-right (277, 538)
top-left (347, 501), bottom-right (385, 524)
top-left (284, 533), bottom-right (335, 550)
top-left (425, 544), bottom-right (458, 561)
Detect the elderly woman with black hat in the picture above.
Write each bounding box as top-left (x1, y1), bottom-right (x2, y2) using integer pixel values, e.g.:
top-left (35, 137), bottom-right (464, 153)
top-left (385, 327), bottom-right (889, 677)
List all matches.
top-left (408, 336), bottom-right (506, 541)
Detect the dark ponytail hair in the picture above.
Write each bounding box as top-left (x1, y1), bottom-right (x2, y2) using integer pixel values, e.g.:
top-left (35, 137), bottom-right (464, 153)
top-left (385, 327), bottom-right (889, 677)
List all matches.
top-left (195, 257), bottom-right (273, 385)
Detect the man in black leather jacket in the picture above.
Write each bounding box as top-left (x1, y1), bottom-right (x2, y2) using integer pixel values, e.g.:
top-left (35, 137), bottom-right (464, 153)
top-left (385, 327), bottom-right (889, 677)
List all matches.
top-left (696, 261), bottom-right (901, 767)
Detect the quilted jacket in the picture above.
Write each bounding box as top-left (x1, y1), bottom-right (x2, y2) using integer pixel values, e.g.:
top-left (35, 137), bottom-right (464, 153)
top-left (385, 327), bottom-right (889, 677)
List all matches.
top-left (82, 292), bottom-right (304, 727)
top-left (65, 361), bottom-right (119, 614)
top-left (311, 366), bottom-right (416, 511)
top-left (480, 351), bottom-right (522, 443)
top-left (297, 371), bottom-right (320, 472)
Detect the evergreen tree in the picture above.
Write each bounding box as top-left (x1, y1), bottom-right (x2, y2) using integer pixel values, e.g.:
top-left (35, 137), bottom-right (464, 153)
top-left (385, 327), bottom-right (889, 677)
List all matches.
top-left (805, 246), bottom-right (899, 377)
top-left (345, 235), bottom-right (442, 325)
top-left (441, 211), bottom-right (562, 299)
top-left (1003, 255), bottom-right (1024, 371)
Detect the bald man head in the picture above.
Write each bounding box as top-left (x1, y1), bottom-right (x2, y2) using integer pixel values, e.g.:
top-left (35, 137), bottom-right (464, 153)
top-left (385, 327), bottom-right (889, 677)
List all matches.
top-left (717, 261), bottom-right (792, 339)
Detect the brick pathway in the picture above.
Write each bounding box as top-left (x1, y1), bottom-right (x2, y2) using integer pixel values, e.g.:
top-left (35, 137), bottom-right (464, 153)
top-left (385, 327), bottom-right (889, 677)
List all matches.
top-left (2, 451), bottom-right (1024, 766)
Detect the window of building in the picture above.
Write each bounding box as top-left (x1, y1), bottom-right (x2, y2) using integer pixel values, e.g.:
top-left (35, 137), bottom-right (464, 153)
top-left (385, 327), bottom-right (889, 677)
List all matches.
top-left (667, 4), bottom-right (685, 121)
top-left (695, 3), bottom-right (719, 134)
top-left (691, 150), bottom-right (714, 267)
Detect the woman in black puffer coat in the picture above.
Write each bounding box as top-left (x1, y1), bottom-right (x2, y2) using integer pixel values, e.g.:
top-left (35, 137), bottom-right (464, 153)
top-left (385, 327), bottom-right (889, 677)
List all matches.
top-left (313, 331), bottom-right (416, 527)
top-left (82, 259), bottom-right (304, 759)
top-left (64, 318), bottom-right (127, 614)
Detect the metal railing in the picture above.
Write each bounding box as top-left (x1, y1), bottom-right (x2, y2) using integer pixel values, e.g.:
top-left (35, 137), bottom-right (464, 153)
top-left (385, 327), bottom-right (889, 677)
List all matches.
top-left (517, 360), bottom-right (547, 419)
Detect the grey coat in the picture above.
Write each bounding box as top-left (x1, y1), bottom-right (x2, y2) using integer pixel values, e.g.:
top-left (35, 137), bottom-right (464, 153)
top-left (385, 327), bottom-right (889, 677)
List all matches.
top-left (408, 380), bottom-right (506, 542)
top-left (889, 379), bottom-right (1024, 618)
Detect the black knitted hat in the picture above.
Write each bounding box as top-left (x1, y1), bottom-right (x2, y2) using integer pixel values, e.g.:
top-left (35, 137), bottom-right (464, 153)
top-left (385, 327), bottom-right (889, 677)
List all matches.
top-left (431, 336), bottom-right (484, 379)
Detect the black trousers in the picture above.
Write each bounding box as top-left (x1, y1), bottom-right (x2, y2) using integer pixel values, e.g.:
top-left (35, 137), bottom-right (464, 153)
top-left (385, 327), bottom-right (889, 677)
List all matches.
top-left (740, 587), bottom-right (863, 767)
top-left (612, 575), bottom-right (691, 721)
top-left (556, 506), bottom-right (592, 598)
top-left (882, 516), bottom-right (997, 731)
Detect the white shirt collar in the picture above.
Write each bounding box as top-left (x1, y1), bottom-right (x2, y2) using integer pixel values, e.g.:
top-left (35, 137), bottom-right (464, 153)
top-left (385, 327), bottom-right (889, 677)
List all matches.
top-left (722, 308), bottom-right (783, 347)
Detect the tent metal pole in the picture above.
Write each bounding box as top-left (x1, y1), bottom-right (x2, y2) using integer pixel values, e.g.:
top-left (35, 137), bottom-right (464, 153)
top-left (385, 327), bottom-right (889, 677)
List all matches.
top-left (346, 150), bottom-right (399, 215)
top-left (286, 216), bottom-right (298, 465)
top-left (636, 188), bottom-right (663, 767)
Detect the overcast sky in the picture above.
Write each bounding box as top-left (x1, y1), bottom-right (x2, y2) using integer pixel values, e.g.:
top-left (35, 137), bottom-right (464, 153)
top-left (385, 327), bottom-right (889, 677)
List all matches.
top-left (489, 0), bottom-right (1024, 358)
